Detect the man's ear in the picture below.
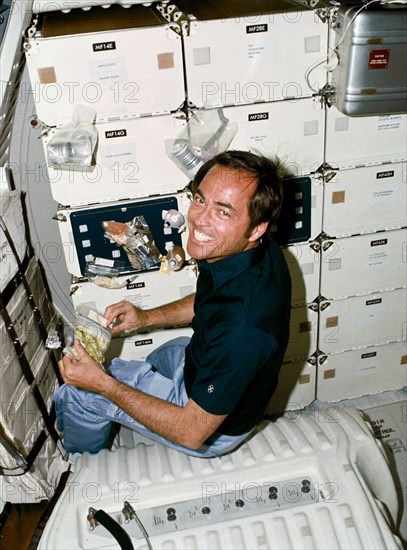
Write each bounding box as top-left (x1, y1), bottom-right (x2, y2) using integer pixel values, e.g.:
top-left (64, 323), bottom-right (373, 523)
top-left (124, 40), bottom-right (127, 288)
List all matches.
top-left (248, 221), bottom-right (268, 242)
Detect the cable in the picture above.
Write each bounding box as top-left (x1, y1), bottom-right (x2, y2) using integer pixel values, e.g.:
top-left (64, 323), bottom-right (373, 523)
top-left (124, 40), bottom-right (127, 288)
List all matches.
top-left (89, 508), bottom-right (135, 550)
top-left (123, 501), bottom-right (154, 550)
top-left (304, 0), bottom-right (382, 93)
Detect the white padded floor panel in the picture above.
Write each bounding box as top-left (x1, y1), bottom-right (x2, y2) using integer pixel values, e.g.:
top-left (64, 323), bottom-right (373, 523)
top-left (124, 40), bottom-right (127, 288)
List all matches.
top-left (38, 408), bottom-right (402, 549)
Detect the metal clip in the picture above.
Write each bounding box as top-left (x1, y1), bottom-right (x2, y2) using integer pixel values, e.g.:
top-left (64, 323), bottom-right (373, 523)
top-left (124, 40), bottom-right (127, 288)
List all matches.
top-left (25, 15), bottom-right (39, 41)
top-left (155, 3), bottom-right (191, 36)
top-left (87, 508), bottom-right (99, 531)
top-left (122, 501), bottom-right (135, 524)
top-left (52, 212), bottom-right (67, 222)
top-left (313, 162), bottom-right (338, 184)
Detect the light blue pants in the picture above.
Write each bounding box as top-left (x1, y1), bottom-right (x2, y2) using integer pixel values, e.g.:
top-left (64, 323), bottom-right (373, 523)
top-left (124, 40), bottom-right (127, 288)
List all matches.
top-left (54, 337), bottom-right (250, 457)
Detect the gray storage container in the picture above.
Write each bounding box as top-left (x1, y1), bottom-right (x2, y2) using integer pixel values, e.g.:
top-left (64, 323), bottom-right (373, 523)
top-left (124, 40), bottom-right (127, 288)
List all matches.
top-left (332, 4), bottom-right (407, 116)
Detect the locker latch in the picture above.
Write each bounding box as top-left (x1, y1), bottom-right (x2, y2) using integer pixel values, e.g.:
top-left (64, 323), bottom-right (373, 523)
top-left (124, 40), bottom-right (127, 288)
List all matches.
top-left (317, 83), bottom-right (337, 108)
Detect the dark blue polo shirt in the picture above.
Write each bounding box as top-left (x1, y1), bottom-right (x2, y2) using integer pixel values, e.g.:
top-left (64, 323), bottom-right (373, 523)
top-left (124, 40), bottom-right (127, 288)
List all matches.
top-left (184, 240), bottom-right (291, 436)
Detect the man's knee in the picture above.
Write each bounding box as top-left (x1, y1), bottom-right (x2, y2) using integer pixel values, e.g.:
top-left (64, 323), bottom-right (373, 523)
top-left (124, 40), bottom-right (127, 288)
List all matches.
top-left (54, 384), bottom-right (116, 423)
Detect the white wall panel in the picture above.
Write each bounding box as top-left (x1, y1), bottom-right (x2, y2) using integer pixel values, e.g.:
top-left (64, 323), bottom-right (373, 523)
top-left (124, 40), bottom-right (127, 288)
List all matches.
top-left (225, 98), bottom-right (324, 177)
top-left (325, 109), bottom-right (407, 169)
top-left (323, 162), bottom-right (407, 237)
top-left (43, 114), bottom-right (189, 207)
top-left (184, 11), bottom-right (328, 108)
top-left (316, 342), bottom-right (407, 402)
top-left (320, 228), bottom-right (407, 300)
top-left (25, 24), bottom-right (184, 125)
top-left (319, 289), bottom-right (407, 354)
top-left (283, 242), bottom-right (320, 307)
top-left (16, 3), bottom-right (406, 418)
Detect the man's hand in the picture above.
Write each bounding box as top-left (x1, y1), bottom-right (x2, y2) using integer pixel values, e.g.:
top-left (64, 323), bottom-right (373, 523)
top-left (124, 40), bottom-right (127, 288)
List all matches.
top-left (58, 339), bottom-right (109, 392)
top-left (104, 300), bottom-right (147, 335)
top-left (104, 295), bottom-right (195, 336)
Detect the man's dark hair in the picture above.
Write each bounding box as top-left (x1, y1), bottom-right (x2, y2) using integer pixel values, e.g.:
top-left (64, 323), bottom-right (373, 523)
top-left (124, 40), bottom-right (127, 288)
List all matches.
top-left (191, 150), bottom-right (285, 240)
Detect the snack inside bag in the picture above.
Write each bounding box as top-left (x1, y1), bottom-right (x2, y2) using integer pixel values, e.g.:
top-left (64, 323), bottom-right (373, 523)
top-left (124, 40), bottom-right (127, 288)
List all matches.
top-left (64, 305), bottom-right (111, 366)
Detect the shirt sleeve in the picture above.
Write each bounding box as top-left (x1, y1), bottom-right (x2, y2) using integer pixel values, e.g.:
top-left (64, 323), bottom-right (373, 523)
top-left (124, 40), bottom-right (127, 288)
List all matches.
top-left (188, 323), bottom-right (277, 416)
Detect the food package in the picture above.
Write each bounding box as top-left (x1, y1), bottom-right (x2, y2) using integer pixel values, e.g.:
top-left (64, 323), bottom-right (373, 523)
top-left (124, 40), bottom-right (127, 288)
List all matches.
top-left (102, 216), bottom-right (161, 271)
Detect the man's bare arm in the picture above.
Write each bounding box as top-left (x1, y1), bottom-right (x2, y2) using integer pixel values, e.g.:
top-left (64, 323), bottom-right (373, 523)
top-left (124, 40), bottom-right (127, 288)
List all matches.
top-left (99, 377), bottom-right (225, 449)
top-left (105, 293), bottom-right (195, 335)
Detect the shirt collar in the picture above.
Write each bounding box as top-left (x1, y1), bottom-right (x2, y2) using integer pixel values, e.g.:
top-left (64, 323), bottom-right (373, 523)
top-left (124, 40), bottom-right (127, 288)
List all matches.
top-left (197, 243), bottom-right (267, 290)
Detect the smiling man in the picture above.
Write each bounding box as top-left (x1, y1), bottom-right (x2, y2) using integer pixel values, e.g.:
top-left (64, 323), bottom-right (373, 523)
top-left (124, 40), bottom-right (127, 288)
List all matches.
top-left (55, 150), bottom-right (292, 457)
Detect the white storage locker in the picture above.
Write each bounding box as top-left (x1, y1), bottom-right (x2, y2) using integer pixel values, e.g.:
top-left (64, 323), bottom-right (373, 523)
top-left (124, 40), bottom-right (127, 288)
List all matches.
top-left (43, 114), bottom-right (189, 207)
top-left (316, 341), bottom-right (407, 402)
top-left (283, 242), bottom-right (320, 307)
top-left (266, 356), bottom-right (316, 414)
top-left (106, 326), bottom-right (194, 363)
top-left (225, 98), bottom-right (325, 178)
top-left (319, 288), bottom-right (407, 354)
top-left (320, 228), bottom-right (407, 300)
top-left (323, 162), bottom-right (407, 237)
top-left (184, 10), bottom-right (328, 108)
top-left (57, 192), bottom-right (191, 278)
top-left (71, 265), bottom-right (197, 313)
top-left (284, 304), bottom-right (318, 361)
top-left (25, 14), bottom-right (185, 125)
top-left (325, 109), bottom-right (407, 169)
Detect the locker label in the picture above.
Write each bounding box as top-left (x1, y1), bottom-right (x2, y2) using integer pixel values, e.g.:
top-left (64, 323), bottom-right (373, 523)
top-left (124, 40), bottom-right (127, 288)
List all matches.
top-left (368, 49), bottom-right (389, 70)
top-left (127, 282), bottom-right (145, 290)
top-left (366, 298), bottom-right (382, 306)
top-left (93, 41), bottom-right (117, 52)
top-left (105, 129), bottom-right (127, 139)
top-left (370, 417), bottom-right (397, 440)
top-left (370, 238), bottom-right (387, 247)
top-left (377, 115), bottom-right (404, 132)
top-left (135, 339), bottom-right (153, 347)
top-left (246, 24), bottom-right (268, 34)
top-left (248, 112), bottom-right (269, 121)
top-left (361, 351), bottom-right (377, 359)
top-left (371, 187), bottom-right (396, 202)
top-left (376, 170), bottom-right (394, 179)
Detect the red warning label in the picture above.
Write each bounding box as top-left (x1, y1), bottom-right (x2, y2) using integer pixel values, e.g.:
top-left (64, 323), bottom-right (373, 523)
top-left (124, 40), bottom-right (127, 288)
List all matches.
top-left (368, 49), bottom-right (390, 69)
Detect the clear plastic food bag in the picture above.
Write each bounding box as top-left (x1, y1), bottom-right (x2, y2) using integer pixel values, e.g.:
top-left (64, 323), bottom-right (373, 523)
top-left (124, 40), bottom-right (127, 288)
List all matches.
top-left (166, 105), bottom-right (238, 179)
top-left (47, 105), bottom-right (98, 168)
top-left (65, 305), bottom-right (111, 366)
